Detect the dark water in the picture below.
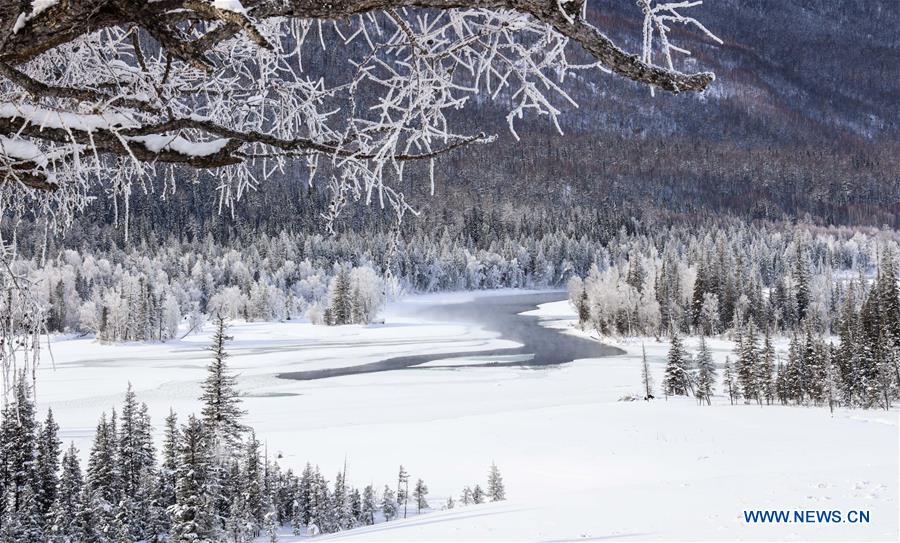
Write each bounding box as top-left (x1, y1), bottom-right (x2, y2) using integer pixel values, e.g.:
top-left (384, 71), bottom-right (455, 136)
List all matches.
top-left (276, 291), bottom-right (623, 381)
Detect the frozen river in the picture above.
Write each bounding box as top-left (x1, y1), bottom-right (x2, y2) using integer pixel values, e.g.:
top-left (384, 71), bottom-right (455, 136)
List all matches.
top-left (277, 291), bottom-right (624, 381)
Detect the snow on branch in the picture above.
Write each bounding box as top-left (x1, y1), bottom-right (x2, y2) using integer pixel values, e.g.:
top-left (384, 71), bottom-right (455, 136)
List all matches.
top-left (0, 0), bottom-right (719, 231)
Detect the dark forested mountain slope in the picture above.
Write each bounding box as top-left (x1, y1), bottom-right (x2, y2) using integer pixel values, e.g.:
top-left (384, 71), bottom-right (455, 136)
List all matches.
top-left (61, 0), bottom-right (900, 241)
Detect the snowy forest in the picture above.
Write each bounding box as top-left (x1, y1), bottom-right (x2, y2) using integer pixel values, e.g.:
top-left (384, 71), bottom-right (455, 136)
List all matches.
top-left (0, 317), bottom-right (505, 542)
top-left (0, 0), bottom-right (897, 541)
top-left (8, 210), bottom-right (897, 339)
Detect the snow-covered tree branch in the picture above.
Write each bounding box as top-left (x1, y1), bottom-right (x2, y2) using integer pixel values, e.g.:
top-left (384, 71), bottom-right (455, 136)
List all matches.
top-left (0, 0), bottom-right (717, 224)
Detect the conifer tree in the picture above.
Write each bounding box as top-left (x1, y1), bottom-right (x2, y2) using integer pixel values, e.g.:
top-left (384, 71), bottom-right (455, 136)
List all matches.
top-left (736, 319), bottom-right (760, 403)
top-left (15, 482), bottom-right (46, 543)
top-left (793, 243), bottom-right (811, 323)
top-left (296, 463), bottom-right (314, 526)
top-left (263, 509), bottom-right (279, 543)
top-left (157, 410), bottom-right (180, 515)
top-left (361, 485), bottom-right (376, 526)
top-left (487, 463), bottom-right (506, 501)
top-left (48, 444), bottom-right (83, 542)
top-left (225, 494), bottom-right (250, 543)
top-left (86, 411), bottom-right (119, 526)
top-left (329, 267), bottom-right (353, 325)
top-left (243, 432), bottom-right (264, 536)
top-left (663, 335), bottom-right (691, 396)
top-left (334, 468), bottom-right (352, 530)
top-left (36, 408), bottom-right (61, 518)
top-left (381, 486), bottom-right (396, 521)
top-left (758, 329), bottom-right (776, 405)
top-left (695, 337), bottom-right (716, 406)
top-left (169, 416), bottom-right (216, 543)
top-left (785, 334), bottom-right (805, 404)
top-left (460, 486), bottom-right (472, 506)
top-left (75, 483), bottom-right (103, 543)
top-left (0, 374), bottom-right (38, 517)
top-left (471, 484), bottom-right (485, 504)
top-left (349, 488), bottom-right (362, 528)
top-left (413, 479), bottom-right (429, 513)
top-left (201, 316), bottom-right (247, 451)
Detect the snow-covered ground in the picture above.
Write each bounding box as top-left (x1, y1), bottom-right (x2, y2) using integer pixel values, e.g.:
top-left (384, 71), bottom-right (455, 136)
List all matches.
top-left (32, 292), bottom-right (899, 541)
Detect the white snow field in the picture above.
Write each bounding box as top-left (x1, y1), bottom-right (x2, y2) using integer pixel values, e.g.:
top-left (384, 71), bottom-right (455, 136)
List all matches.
top-left (33, 291), bottom-right (899, 541)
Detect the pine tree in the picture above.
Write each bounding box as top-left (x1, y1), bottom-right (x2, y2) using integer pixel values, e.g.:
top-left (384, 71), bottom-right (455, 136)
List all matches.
top-left (157, 410), bottom-right (179, 515)
top-left (460, 486), bottom-right (472, 506)
top-left (290, 497), bottom-right (304, 535)
top-left (487, 463), bottom-right (506, 501)
top-left (793, 243), bottom-right (811, 322)
top-left (263, 509), bottom-right (279, 543)
top-left (471, 484), bottom-right (485, 504)
top-left (47, 443), bottom-right (83, 542)
top-left (361, 485), bottom-right (376, 526)
top-left (413, 479), bottom-right (428, 513)
top-left (201, 316), bottom-right (247, 451)
top-left (243, 432), bottom-right (264, 536)
top-left (1, 374), bottom-right (38, 517)
top-left (117, 385), bottom-right (157, 540)
top-left (329, 266), bottom-right (353, 325)
top-left (348, 488), bottom-right (362, 528)
top-left (333, 468), bottom-right (352, 530)
top-left (75, 483), bottom-right (103, 543)
top-left (381, 486), bottom-right (396, 521)
top-left (35, 408), bottom-right (61, 522)
top-left (663, 334), bottom-right (691, 396)
top-left (577, 288), bottom-right (590, 326)
top-left (225, 493), bottom-right (249, 543)
top-left (758, 329), bottom-right (776, 404)
top-left (169, 415), bottom-right (216, 543)
top-left (695, 337), bottom-right (716, 406)
top-left (296, 463), bottom-right (314, 527)
top-left (15, 481), bottom-right (46, 543)
top-left (86, 411), bottom-right (119, 533)
top-left (736, 319), bottom-right (760, 403)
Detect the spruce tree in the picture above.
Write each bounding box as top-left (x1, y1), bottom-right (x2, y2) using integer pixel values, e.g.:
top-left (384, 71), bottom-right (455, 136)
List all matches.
top-left (758, 329), bottom-right (776, 405)
top-left (243, 432), bottom-right (264, 536)
top-left (487, 463), bottom-right (505, 501)
top-left (736, 319), bottom-right (760, 403)
top-left (471, 484), bottom-right (485, 504)
top-left (695, 337), bottom-right (716, 406)
top-left (460, 486), bottom-right (472, 506)
top-left (157, 410), bottom-right (180, 515)
top-left (663, 334), bottom-right (691, 396)
top-left (48, 444), bottom-right (83, 542)
top-left (35, 408), bottom-right (61, 519)
top-left (86, 411), bottom-right (119, 529)
top-left (169, 415), bottom-right (215, 543)
top-left (361, 485), bottom-right (376, 526)
top-left (201, 315), bottom-right (246, 453)
top-left (330, 267), bottom-right (353, 325)
top-left (0, 374), bottom-right (38, 516)
top-left (381, 486), bottom-right (396, 521)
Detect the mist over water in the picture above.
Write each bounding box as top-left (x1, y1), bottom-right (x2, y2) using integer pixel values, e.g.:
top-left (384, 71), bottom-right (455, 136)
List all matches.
top-left (277, 291), bottom-right (623, 381)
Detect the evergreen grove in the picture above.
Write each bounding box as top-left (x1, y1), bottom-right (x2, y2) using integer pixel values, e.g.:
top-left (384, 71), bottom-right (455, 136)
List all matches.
top-left (0, 320), bottom-right (506, 542)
